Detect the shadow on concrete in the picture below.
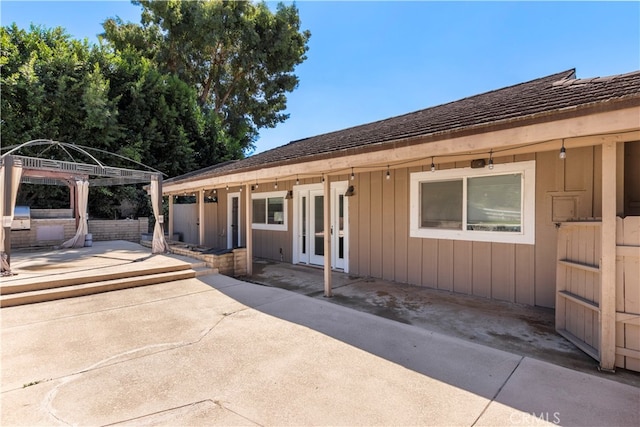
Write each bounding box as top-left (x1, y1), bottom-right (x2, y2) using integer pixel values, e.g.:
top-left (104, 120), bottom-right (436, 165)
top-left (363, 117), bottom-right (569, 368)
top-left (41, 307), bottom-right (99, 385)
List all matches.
top-left (246, 258), bottom-right (640, 388)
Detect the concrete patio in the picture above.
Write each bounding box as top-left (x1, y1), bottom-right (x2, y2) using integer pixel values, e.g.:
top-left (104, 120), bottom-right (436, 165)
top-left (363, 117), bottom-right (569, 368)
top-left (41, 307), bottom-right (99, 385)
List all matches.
top-left (1, 241), bottom-right (638, 425)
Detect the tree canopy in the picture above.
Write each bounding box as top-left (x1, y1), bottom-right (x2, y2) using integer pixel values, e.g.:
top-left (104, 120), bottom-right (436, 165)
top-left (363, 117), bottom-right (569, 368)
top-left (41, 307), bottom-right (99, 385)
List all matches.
top-left (1, 0), bottom-right (310, 218)
top-left (103, 0), bottom-right (310, 159)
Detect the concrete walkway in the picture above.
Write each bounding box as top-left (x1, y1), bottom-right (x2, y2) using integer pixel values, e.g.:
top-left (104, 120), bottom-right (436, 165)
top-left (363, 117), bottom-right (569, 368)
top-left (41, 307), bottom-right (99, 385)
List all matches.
top-left (1, 244), bottom-right (639, 425)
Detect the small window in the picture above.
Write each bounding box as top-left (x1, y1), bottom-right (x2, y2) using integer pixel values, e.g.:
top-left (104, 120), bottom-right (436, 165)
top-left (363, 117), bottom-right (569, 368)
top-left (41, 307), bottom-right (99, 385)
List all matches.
top-left (251, 191), bottom-right (288, 231)
top-left (410, 160), bottom-right (535, 244)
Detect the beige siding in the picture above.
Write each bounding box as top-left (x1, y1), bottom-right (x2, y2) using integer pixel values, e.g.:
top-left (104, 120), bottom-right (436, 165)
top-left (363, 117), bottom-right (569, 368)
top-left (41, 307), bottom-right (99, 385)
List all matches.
top-left (250, 180), bottom-right (294, 262)
top-left (348, 148), bottom-right (602, 308)
top-left (616, 216), bottom-right (640, 371)
top-left (173, 203), bottom-right (198, 244)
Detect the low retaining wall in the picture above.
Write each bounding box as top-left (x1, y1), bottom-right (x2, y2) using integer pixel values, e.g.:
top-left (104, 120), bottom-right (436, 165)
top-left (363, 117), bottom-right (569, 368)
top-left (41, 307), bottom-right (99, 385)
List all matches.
top-left (88, 218), bottom-right (149, 243)
top-left (10, 217), bottom-right (149, 249)
top-left (165, 244), bottom-right (248, 277)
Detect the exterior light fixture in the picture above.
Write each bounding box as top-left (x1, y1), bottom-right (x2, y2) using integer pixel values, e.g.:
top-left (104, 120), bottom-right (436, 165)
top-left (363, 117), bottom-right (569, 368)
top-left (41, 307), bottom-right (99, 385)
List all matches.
top-left (345, 185), bottom-right (356, 197)
top-left (285, 190), bottom-right (293, 200)
top-left (296, 175), bottom-right (300, 185)
top-left (488, 150), bottom-right (494, 170)
top-left (560, 140), bottom-right (566, 159)
top-left (350, 167), bottom-right (355, 181)
top-left (274, 179), bottom-right (278, 189)
top-left (386, 165), bottom-right (391, 180)
top-left (430, 157), bottom-right (436, 172)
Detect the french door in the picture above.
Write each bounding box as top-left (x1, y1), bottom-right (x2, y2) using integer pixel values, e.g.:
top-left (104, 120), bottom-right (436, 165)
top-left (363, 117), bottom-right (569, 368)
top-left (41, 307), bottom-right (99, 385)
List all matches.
top-left (293, 182), bottom-right (348, 271)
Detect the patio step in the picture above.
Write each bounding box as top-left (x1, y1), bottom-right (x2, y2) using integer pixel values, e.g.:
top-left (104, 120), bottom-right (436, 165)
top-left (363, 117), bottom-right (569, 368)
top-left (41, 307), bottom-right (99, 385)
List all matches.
top-left (0, 269), bottom-right (197, 308)
top-left (0, 263), bottom-right (193, 295)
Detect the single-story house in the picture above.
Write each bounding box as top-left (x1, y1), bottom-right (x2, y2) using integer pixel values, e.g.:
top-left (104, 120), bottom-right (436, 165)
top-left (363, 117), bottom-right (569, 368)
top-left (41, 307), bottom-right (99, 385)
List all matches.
top-left (162, 69), bottom-right (640, 372)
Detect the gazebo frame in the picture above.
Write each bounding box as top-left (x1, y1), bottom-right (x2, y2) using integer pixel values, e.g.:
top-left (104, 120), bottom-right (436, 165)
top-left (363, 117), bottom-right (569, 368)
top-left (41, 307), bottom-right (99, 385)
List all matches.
top-left (1, 140), bottom-right (168, 272)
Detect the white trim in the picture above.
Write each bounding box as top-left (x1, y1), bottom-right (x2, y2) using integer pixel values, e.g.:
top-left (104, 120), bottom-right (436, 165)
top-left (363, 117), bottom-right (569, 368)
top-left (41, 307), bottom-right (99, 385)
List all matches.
top-left (227, 192), bottom-right (241, 248)
top-left (251, 190), bottom-right (288, 231)
top-left (410, 160), bottom-right (536, 245)
top-left (292, 182), bottom-right (349, 272)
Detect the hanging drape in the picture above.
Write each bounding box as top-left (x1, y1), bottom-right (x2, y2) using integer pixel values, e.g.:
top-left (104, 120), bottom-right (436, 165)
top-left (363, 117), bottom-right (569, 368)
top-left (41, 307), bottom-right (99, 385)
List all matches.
top-left (0, 162), bottom-right (23, 253)
top-left (61, 179), bottom-right (89, 248)
top-left (150, 177), bottom-right (170, 254)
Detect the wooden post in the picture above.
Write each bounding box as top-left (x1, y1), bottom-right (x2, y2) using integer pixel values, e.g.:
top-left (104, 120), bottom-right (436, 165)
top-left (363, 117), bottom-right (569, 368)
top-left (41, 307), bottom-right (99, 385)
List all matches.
top-left (2, 156), bottom-right (14, 266)
top-left (168, 193), bottom-right (174, 240)
top-left (245, 183), bottom-right (253, 276)
top-left (199, 189), bottom-right (205, 246)
top-left (600, 141), bottom-right (617, 371)
top-left (323, 176), bottom-right (332, 297)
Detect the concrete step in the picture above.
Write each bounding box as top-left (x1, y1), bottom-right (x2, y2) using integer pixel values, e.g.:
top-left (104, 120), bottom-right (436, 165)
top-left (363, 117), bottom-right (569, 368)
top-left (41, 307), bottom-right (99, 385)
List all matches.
top-left (0, 263), bottom-right (192, 295)
top-left (0, 269), bottom-right (196, 308)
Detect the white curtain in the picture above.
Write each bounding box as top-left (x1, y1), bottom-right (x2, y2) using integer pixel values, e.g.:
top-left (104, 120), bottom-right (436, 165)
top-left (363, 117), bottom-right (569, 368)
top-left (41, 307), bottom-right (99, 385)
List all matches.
top-left (61, 179), bottom-right (89, 248)
top-left (0, 162), bottom-right (23, 253)
top-left (150, 177), bottom-right (170, 253)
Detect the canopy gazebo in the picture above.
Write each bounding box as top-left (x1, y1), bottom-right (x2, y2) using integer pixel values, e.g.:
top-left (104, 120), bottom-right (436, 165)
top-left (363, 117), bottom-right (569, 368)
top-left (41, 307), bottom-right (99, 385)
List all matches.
top-left (1, 139), bottom-right (170, 275)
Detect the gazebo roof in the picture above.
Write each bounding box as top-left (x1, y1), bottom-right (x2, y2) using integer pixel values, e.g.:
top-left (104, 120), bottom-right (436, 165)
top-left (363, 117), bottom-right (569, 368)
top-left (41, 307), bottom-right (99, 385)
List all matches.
top-left (1, 139), bottom-right (165, 186)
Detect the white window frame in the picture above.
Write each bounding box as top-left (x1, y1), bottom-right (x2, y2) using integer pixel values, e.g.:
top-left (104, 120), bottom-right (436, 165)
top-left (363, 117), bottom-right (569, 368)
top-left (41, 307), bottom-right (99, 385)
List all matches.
top-left (251, 190), bottom-right (288, 231)
top-left (410, 160), bottom-right (535, 244)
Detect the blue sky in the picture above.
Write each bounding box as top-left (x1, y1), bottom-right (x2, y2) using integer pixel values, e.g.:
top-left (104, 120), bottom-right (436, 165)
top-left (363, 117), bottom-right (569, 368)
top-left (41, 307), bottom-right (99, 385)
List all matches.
top-left (2, 1), bottom-right (639, 155)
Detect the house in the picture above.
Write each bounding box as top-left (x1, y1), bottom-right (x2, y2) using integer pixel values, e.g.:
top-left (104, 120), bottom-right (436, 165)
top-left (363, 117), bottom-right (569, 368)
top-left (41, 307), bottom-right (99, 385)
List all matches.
top-left (162, 69), bottom-right (640, 372)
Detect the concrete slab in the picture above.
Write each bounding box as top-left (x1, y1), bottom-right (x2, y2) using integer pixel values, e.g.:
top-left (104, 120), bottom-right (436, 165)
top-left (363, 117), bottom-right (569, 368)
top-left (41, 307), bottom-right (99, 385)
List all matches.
top-left (476, 358), bottom-right (640, 427)
top-left (251, 259), bottom-right (640, 387)
top-left (2, 244), bottom-right (638, 426)
top-left (3, 278), bottom-right (490, 426)
top-left (206, 275), bottom-right (522, 399)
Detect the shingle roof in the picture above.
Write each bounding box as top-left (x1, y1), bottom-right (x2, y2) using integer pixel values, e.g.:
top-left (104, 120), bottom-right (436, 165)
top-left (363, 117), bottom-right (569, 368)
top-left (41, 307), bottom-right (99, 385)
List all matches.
top-left (166, 68), bottom-right (640, 184)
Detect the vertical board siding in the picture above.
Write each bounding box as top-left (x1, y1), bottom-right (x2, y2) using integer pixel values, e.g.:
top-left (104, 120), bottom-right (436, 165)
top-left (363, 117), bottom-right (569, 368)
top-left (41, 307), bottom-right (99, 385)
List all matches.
top-left (437, 240), bottom-right (454, 291)
top-left (406, 166), bottom-right (424, 285)
top-left (472, 242), bottom-right (492, 298)
top-left (394, 167), bottom-right (409, 283)
top-left (358, 172), bottom-right (371, 276)
top-left (203, 202), bottom-right (218, 248)
top-left (349, 173), bottom-right (360, 273)
top-left (370, 171), bottom-right (383, 278)
top-left (382, 169), bottom-right (396, 280)
top-left (618, 216), bottom-right (640, 371)
top-left (173, 203), bottom-right (198, 244)
top-left (453, 241), bottom-right (472, 295)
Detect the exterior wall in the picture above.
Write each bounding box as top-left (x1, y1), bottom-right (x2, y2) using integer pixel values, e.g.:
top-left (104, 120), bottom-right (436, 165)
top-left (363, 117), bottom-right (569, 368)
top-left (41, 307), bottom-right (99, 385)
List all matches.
top-left (88, 218), bottom-right (149, 242)
top-left (11, 218), bottom-right (148, 248)
top-left (348, 147), bottom-right (603, 308)
top-left (10, 218), bottom-right (76, 248)
top-left (250, 179), bottom-right (297, 262)
top-left (173, 203), bottom-right (199, 244)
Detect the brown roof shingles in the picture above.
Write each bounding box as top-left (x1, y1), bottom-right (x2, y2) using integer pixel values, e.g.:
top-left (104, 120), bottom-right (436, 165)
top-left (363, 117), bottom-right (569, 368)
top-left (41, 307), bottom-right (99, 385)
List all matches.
top-left (166, 68), bottom-right (640, 184)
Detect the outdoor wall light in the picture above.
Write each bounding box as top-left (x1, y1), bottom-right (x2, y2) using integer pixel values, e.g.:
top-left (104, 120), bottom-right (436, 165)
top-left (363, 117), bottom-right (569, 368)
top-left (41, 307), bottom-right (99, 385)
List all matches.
top-left (560, 140), bottom-right (566, 159)
top-left (345, 185), bottom-right (356, 197)
top-left (285, 190), bottom-right (293, 200)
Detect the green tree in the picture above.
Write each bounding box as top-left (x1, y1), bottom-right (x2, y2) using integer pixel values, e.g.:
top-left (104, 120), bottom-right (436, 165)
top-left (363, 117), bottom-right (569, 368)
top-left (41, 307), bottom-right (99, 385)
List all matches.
top-left (103, 0), bottom-right (310, 163)
top-left (0, 24), bottom-right (202, 218)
